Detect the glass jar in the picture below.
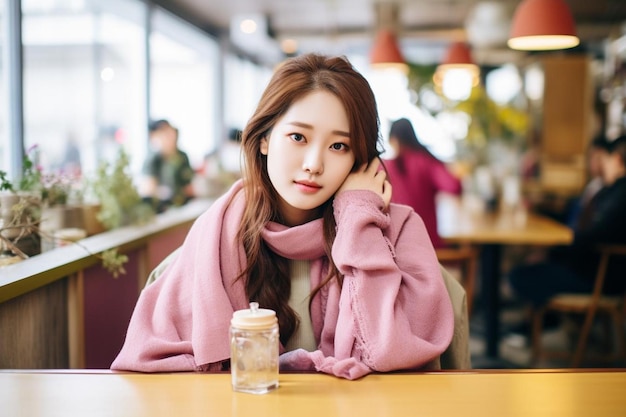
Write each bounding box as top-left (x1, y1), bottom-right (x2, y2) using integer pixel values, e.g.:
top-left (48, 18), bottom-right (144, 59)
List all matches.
top-left (230, 302), bottom-right (279, 394)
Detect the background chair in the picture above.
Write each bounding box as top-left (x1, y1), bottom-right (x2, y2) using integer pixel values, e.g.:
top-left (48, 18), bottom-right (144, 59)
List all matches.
top-left (531, 244), bottom-right (626, 367)
top-left (144, 247), bottom-right (181, 288)
top-left (439, 264), bottom-right (472, 370)
top-left (436, 244), bottom-right (478, 317)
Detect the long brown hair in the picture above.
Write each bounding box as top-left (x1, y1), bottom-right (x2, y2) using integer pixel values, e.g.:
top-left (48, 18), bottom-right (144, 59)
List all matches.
top-left (389, 117), bottom-right (439, 175)
top-left (238, 53), bottom-right (381, 344)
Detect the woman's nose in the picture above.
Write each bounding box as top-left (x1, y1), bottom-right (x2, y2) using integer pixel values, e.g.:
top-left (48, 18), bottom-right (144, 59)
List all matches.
top-left (302, 147), bottom-right (323, 175)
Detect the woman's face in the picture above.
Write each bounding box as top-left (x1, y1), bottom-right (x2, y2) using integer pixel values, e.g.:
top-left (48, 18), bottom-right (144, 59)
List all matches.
top-left (260, 90), bottom-right (355, 226)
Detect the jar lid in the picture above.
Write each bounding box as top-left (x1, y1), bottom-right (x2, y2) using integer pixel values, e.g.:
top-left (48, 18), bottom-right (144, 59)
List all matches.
top-left (231, 302), bottom-right (277, 330)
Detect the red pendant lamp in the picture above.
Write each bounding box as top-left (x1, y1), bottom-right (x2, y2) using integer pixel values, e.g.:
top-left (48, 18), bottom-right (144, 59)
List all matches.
top-left (370, 28), bottom-right (408, 73)
top-left (508, 0), bottom-right (579, 51)
top-left (369, 2), bottom-right (408, 73)
top-left (434, 42), bottom-right (479, 86)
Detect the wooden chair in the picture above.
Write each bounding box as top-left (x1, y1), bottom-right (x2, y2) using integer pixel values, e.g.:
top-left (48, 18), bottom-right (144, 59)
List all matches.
top-left (531, 244), bottom-right (626, 367)
top-left (439, 264), bottom-right (472, 369)
top-left (436, 244), bottom-right (478, 317)
top-left (144, 247), bottom-right (181, 288)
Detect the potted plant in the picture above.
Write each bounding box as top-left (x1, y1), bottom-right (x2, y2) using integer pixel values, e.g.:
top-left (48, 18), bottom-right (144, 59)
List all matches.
top-left (0, 146), bottom-right (129, 277)
top-left (38, 168), bottom-right (92, 241)
top-left (83, 148), bottom-right (154, 230)
top-left (0, 146), bottom-right (43, 257)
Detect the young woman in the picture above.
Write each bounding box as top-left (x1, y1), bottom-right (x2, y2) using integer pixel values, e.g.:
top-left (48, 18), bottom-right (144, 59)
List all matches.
top-left (384, 118), bottom-right (462, 248)
top-left (111, 54), bottom-right (454, 379)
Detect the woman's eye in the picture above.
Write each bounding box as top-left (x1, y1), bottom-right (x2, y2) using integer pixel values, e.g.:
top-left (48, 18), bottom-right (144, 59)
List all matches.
top-left (330, 143), bottom-right (348, 151)
top-left (290, 133), bottom-right (305, 142)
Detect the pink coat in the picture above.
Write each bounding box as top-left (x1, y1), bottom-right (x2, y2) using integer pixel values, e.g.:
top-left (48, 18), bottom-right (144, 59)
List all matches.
top-left (111, 180), bottom-right (454, 379)
top-left (385, 151), bottom-right (462, 248)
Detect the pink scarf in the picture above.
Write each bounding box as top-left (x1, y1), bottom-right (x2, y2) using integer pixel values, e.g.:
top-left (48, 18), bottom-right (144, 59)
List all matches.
top-left (112, 180), bottom-right (453, 379)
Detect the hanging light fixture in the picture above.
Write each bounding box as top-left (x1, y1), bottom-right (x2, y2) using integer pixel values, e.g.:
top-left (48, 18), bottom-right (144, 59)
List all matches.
top-left (369, 2), bottom-right (408, 73)
top-left (434, 42), bottom-right (480, 85)
top-left (370, 29), bottom-right (407, 71)
top-left (434, 42), bottom-right (480, 101)
top-left (438, 42), bottom-right (478, 71)
top-left (507, 0), bottom-right (579, 51)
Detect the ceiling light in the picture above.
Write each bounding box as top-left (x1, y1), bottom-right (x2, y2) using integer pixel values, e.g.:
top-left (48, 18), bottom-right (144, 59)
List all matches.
top-left (441, 70), bottom-right (475, 101)
top-left (434, 42), bottom-right (480, 86)
top-left (281, 38), bottom-right (298, 56)
top-left (230, 14), bottom-right (283, 64)
top-left (239, 19), bottom-right (258, 34)
top-left (508, 0), bottom-right (579, 51)
top-left (370, 29), bottom-right (408, 73)
top-left (370, 2), bottom-right (407, 73)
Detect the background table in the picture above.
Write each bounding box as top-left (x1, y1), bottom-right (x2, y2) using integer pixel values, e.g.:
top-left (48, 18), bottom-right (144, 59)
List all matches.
top-left (437, 196), bottom-right (573, 360)
top-left (2, 370), bottom-right (625, 416)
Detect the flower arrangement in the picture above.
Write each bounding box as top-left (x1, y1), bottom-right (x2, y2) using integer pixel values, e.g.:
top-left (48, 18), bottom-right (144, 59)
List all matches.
top-left (0, 145), bottom-right (128, 277)
top-left (0, 145), bottom-right (80, 207)
top-left (0, 146), bottom-right (44, 257)
top-left (41, 172), bottom-right (75, 207)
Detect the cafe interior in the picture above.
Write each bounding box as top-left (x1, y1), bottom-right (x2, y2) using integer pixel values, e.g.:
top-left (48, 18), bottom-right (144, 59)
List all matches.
top-left (2, 0), bottom-right (626, 414)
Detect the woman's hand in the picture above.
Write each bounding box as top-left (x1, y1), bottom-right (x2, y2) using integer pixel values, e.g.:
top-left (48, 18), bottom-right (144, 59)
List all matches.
top-left (337, 158), bottom-right (392, 209)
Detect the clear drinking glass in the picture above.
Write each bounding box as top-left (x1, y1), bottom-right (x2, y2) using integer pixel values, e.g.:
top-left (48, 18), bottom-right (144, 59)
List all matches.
top-left (230, 302), bottom-right (279, 394)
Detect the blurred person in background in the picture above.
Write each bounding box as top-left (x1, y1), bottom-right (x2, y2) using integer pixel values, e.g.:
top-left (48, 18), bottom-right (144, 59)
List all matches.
top-left (508, 134), bottom-right (626, 335)
top-left (383, 118), bottom-right (462, 248)
top-left (565, 135), bottom-right (610, 228)
top-left (140, 119), bottom-right (195, 213)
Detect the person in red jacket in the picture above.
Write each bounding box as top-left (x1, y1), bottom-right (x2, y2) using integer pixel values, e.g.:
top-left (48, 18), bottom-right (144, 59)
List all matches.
top-left (383, 118), bottom-right (462, 248)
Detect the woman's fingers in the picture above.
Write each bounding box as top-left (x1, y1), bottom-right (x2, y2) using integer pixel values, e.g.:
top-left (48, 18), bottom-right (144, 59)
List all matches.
top-left (338, 158), bottom-right (391, 208)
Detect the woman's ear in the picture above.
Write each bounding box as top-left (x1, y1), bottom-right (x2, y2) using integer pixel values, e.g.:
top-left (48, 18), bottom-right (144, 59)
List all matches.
top-left (260, 136), bottom-right (269, 155)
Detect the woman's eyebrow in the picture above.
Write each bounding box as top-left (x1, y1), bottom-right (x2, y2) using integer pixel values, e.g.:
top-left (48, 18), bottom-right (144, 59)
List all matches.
top-left (286, 121), bottom-right (350, 138)
top-left (333, 130), bottom-right (351, 138)
top-left (286, 121), bottom-right (313, 130)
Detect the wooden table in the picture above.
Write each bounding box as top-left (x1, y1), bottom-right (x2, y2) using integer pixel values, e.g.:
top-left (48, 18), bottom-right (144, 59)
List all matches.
top-left (2, 370), bottom-right (625, 416)
top-left (437, 195), bottom-right (574, 360)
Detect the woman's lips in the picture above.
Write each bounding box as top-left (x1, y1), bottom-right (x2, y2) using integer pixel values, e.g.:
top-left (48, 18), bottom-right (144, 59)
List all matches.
top-left (295, 180), bottom-right (321, 193)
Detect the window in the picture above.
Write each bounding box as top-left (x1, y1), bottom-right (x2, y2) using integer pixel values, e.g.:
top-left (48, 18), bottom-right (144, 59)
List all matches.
top-left (22, 0), bottom-right (147, 177)
top-left (224, 53), bottom-right (272, 133)
top-left (0, 0), bottom-right (6, 172)
top-left (150, 9), bottom-right (220, 169)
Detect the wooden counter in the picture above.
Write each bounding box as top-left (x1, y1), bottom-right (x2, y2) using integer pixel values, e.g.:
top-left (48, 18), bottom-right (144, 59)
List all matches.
top-left (0, 199), bottom-right (213, 369)
top-left (2, 370), bottom-right (625, 416)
